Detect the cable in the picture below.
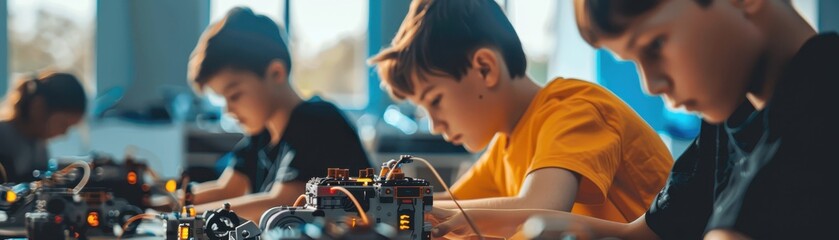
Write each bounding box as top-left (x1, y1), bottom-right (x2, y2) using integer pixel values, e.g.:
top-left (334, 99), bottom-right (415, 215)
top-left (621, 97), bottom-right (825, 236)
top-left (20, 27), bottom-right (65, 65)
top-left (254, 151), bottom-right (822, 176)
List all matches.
top-left (409, 157), bottom-right (485, 240)
top-left (116, 213), bottom-right (158, 240)
top-left (57, 161), bottom-right (91, 194)
top-left (124, 147), bottom-right (181, 211)
top-left (167, 189), bottom-right (181, 212)
top-left (292, 194), bottom-right (307, 207)
top-left (181, 176), bottom-right (190, 207)
top-left (145, 167), bottom-right (181, 211)
top-left (384, 158), bottom-right (404, 181)
top-left (330, 186), bottom-right (369, 226)
top-left (0, 162), bottom-right (7, 183)
top-left (145, 166), bottom-right (162, 182)
top-left (71, 161), bottom-right (90, 194)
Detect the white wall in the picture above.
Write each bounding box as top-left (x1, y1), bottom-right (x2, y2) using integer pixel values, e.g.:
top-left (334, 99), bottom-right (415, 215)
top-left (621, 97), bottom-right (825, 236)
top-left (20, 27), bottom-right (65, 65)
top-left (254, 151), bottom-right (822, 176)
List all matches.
top-left (548, 0), bottom-right (596, 83)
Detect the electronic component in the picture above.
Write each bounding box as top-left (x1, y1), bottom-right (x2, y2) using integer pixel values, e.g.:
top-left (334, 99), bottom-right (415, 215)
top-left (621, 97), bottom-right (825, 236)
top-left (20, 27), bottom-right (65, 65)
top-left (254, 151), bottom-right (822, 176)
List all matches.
top-left (0, 159), bottom-right (146, 239)
top-left (161, 203), bottom-right (261, 240)
top-left (0, 183), bottom-right (35, 236)
top-left (260, 156), bottom-right (433, 240)
top-left (262, 217), bottom-right (400, 240)
top-left (51, 153), bottom-right (154, 209)
top-left (24, 187), bottom-right (143, 239)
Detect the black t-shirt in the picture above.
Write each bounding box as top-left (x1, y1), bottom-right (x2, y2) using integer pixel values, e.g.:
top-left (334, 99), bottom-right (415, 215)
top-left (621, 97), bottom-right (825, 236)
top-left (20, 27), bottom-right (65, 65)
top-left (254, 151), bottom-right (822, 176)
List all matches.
top-left (646, 33), bottom-right (839, 239)
top-left (231, 97), bottom-right (373, 193)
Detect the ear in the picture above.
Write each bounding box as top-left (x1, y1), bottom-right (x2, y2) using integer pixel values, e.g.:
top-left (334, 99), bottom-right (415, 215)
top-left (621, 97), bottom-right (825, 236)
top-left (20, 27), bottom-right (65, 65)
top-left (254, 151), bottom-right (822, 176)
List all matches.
top-left (265, 60), bottom-right (289, 85)
top-left (471, 48), bottom-right (502, 88)
top-left (731, 0), bottom-right (766, 16)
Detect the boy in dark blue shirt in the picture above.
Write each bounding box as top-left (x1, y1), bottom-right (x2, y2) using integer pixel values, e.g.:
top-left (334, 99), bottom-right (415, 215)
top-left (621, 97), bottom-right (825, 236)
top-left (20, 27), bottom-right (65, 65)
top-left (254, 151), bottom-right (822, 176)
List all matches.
top-left (186, 7), bottom-right (372, 222)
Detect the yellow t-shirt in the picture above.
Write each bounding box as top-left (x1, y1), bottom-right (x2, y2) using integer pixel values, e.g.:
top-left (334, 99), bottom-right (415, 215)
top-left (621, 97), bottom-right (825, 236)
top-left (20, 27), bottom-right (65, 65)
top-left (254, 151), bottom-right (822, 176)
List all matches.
top-left (450, 78), bottom-right (672, 222)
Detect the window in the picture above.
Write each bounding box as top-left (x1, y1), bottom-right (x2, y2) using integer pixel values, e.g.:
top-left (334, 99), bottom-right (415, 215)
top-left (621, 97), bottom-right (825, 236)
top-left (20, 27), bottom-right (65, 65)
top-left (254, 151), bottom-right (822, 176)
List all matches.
top-left (793, 0), bottom-right (819, 30)
top-left (289, 0), bottom-right (369, 109)
top-left (7, 0), bottom-right (96, 93)
top-left (209, 0), bottom-right (369, 110)
top-left (506, 0), bottom-right (558, 84)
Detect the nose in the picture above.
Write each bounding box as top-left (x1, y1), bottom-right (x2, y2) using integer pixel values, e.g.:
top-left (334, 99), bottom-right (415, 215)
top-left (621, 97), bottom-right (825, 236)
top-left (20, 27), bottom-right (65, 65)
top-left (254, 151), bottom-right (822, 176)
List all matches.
top-left (637, 64), bottom-right (670, 96)
top-left (427, 113), bottom-right (447, 136)
top-left (224, 103), bottom-right (237, 117)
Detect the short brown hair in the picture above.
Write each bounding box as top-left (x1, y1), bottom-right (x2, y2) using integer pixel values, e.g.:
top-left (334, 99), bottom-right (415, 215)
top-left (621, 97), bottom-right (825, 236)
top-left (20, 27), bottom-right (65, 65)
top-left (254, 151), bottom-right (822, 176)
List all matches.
top-left (574, 0), bottom-right (711, 47)
top-left (369, 0), bottom-right (526, 100)
top-left (188, 7), bottom-right (291, 93)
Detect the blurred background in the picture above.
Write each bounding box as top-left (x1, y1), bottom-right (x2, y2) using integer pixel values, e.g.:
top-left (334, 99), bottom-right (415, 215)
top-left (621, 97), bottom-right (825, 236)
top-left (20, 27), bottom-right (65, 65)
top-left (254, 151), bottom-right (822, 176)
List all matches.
top-left (0, 0), bottom-right (834, 184)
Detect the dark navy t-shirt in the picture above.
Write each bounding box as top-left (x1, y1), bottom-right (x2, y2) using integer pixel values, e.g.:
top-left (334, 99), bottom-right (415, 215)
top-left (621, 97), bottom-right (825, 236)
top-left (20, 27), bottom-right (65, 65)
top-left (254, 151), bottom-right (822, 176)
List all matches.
top-left (231, 97), bottom-right (373, 193)
top-left (646, 33), bottom-right (839, 239)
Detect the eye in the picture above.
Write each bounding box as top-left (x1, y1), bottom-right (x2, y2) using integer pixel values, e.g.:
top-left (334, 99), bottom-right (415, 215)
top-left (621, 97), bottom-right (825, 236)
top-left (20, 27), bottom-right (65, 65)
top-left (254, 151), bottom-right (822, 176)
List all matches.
top-left (644, 36), bottom-right (666, 60)
top-left (430, 95), bottom-right (442, 108)
top-left (228, 92), bottom-right (242, 103)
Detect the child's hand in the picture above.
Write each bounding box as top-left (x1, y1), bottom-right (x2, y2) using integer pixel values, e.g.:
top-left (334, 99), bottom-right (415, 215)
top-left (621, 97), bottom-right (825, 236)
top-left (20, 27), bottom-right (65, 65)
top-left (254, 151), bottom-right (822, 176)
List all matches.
top-left (428, 207), bottom-right (477, 239)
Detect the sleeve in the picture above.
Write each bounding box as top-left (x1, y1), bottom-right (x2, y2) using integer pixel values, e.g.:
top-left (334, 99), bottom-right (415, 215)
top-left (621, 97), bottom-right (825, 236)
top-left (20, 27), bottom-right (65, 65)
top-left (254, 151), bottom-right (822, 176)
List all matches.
top-left (645, 122), bottom-right (719, 239)
top-left (449, 136), bottom-right (503, 200)
top-left (528, 99), bottom-right (621, 205)
top-left (230, 141), bottom-right (255, 176)
top-left (230, 145), bottom-right (260, 192)
top-left (229, 131), bottom-right (269, 177)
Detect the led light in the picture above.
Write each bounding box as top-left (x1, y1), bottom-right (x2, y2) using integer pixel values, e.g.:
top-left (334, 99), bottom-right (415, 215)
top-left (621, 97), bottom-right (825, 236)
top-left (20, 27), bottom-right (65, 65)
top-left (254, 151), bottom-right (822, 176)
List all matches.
top-left (181, 206), bottom-right (197, 217)
top-left (355, 178), bottom-right (373, 186)
top-left (166, 179), bottom-right (177, 193)
top-left (127, 171), bottom-right (138, 185)
top-left (399, 214), bottom-right (411, 230)
top-left (5, 191), bottom-right (16, 203)
top-left (87, 212), bottom-right (100, 227)
top-left (179, 224), bottom-right (190, 240)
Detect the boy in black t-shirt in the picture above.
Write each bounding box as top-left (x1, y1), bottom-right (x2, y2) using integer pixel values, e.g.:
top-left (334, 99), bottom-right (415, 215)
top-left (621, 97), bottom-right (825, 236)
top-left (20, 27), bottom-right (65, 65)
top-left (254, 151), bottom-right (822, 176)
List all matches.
top-left (572, 0), bottom-right (839, 238)
top-left (186, 7), bottom-right (372, 222)
top-left (431, 0), bottom-right (839, 239)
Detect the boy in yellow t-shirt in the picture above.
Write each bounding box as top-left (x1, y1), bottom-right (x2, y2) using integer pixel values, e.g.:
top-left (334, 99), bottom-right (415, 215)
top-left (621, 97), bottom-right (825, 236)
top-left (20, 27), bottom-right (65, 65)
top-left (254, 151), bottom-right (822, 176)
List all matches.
top-left (452, 78), bottom-right (671, 222)
top-left (369, 0), bottom-right (672, 238)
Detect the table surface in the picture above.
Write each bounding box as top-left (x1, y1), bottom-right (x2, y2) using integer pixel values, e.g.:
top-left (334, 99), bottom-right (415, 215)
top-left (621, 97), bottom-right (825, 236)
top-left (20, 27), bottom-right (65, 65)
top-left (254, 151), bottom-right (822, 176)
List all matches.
top-left (0, 221), bottom-right (164, 239)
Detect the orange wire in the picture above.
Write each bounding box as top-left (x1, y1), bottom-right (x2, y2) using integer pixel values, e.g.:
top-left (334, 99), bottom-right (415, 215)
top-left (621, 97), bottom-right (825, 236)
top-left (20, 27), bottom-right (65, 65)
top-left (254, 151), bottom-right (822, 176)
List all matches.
top-left (116, 213), bottom-right (158, 240)
top-left (411, 157), bottom-right (484, 240)
top-left (292, 194), bottom-right (307, 207)
top-left (330, 186), bottom-right (369, 225)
